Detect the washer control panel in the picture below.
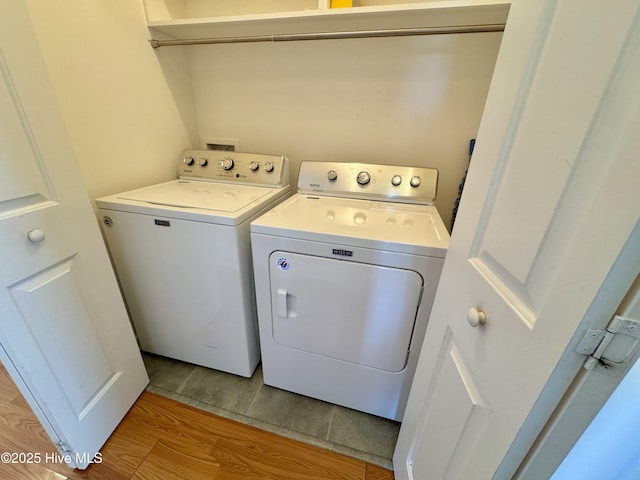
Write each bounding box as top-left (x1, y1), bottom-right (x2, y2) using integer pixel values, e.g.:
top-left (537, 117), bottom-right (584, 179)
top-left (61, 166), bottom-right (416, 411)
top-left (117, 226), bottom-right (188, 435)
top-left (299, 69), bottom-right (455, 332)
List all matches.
top-left (298, 161), bottom-right (438, 204)
top-left (178, 149), bottom-right (289, 187)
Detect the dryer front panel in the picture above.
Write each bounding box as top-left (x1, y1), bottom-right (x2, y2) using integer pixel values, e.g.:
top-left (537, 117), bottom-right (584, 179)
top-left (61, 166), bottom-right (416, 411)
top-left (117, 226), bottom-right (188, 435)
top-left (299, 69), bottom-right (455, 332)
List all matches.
top-left (268, 251), bottom-right (423, 372)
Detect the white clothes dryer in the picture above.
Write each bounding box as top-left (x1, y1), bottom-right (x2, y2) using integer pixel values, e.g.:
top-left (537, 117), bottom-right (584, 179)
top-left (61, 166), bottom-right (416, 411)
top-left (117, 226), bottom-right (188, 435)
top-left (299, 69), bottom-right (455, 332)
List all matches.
top-left (96, 150), bottom-right (290, 377)
top-left (250, 161), bottom-right (449, 420)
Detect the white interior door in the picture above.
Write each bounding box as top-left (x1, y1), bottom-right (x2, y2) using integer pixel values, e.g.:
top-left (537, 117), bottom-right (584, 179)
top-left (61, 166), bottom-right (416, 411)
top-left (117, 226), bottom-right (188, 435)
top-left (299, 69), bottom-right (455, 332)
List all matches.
top-left (0, 0), bottom-right (148, 469)
top-left (394, 0), bottom-right (640, 479)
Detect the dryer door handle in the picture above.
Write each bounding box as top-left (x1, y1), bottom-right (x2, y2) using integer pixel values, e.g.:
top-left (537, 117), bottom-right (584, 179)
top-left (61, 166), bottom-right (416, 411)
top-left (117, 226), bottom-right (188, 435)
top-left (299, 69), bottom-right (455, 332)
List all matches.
top-left (276, 288), bottom-right (288, 318)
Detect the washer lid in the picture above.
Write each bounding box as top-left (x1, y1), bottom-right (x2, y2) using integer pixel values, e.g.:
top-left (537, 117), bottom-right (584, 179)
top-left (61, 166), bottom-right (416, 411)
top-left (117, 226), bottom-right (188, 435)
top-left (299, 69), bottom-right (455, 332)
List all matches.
top-left (118, 180), bottom-right (273, 212)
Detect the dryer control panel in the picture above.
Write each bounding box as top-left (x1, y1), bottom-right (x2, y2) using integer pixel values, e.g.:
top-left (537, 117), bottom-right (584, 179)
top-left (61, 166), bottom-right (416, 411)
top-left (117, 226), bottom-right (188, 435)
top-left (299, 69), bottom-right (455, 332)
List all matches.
top-left (297, 161), bottom-right (438, 205)
top-left (178, 149), bottom-right (289, 187)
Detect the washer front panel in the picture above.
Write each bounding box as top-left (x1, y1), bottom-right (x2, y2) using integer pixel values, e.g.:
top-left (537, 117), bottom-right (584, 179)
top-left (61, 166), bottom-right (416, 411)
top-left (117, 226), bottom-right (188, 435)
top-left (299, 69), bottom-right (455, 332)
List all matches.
top-left (99, 209), bottom-right (260, 376)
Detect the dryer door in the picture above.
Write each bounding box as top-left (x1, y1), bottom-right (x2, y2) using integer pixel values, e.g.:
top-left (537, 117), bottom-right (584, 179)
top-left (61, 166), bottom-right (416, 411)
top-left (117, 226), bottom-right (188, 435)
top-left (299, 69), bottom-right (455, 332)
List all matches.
top-left (269, 251), bottom-right (423, 372)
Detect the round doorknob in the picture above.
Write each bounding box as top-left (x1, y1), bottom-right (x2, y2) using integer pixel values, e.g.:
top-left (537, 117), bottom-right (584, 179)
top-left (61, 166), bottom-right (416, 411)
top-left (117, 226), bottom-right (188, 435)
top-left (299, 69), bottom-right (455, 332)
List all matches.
top-left (27, 229), bottom-right (46, 243)
top-left (467, 307), bottom-right (486, 327)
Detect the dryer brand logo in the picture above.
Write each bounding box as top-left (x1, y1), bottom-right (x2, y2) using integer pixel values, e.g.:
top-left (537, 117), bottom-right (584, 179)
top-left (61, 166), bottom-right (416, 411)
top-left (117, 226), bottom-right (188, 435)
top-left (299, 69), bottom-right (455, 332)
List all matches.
top-left (276, 257), bottom-right (290, 271)
top-left (332, 248), bottom-right (353, 257)
top-left (154, 219), bottom-right (171, 227)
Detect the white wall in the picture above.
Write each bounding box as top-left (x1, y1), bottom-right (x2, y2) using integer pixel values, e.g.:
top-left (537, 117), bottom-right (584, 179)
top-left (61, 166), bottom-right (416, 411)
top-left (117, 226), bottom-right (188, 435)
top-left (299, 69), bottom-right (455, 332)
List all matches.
top-left (189, 33), bottom-right (502, 229)
top-left (24, 0), bottom-right (198, 201)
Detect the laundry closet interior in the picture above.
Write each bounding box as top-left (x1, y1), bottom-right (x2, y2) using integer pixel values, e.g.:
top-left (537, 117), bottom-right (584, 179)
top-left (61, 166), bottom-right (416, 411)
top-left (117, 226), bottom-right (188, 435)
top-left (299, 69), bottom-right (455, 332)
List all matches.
top-left (25, 0), bottom-right (508, 470)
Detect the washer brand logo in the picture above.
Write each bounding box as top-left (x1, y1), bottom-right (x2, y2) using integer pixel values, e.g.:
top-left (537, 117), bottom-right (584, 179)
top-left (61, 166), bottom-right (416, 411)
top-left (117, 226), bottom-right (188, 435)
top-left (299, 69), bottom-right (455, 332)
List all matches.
top-left (154, 219), bottom-right (171, 227)
top-left (276, 257), bottom-right (290, 270)
top-left (332, 248), bottom-right (353, 257)
top-left (102, 216), bottom-right (113, 228)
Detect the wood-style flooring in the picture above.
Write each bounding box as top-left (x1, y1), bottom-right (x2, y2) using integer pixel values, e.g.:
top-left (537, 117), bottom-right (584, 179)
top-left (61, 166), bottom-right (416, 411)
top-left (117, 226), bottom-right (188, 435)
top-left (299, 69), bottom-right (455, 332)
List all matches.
top-left (0, 364), bottom-right (394, 479)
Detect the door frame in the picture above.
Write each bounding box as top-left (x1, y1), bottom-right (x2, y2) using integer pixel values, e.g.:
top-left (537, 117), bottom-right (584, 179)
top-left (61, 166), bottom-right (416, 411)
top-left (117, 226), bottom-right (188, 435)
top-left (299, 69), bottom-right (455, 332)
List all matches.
top-left (507, 224), bottom-right (640, 478)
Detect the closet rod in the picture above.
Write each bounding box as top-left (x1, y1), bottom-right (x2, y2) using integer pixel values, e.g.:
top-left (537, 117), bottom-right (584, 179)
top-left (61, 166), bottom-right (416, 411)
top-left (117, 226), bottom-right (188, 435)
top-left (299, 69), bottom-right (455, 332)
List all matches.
top-left (149, 23), bottom-right (505, 48)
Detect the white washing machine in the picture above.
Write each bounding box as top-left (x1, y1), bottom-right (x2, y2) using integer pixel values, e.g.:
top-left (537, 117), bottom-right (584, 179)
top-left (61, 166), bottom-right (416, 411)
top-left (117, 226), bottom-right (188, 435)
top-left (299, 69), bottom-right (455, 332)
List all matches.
top-left (251, 161), bottom-right (449, 420)
top-left (96, 149), bottom-right (290, 377)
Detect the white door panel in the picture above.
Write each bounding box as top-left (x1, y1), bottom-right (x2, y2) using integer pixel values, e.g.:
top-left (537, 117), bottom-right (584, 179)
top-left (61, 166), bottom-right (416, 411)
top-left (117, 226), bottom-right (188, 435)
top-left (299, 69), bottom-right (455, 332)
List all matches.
top-left (8, 258), bottom-right (116, 417)
top-left (269, 251), bottom-right (423, 372)
top-left (0, 54), bottom-right (51, 210)
top-left (395, 0), bottom-right (640, 479)
top-left (0, 0), bottom-right (147, 469)
top-left (468, 0), bottom-right (637, 329)
top-left (409, 331), bottom-right (490, 479)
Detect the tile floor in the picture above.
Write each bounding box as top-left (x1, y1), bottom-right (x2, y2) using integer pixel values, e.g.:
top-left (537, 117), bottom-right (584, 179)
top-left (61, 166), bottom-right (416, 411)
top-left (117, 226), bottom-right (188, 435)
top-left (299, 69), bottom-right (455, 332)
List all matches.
top-left (142, 352), bottom-right (400, 469)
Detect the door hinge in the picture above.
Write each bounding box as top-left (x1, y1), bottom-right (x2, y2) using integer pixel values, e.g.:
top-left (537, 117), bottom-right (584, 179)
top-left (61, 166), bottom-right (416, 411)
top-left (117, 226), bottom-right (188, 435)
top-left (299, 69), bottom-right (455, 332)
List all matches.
top-left (55, 441), bottom-right (73, 455)
top-left (576, 315), bottom-right (640, 375)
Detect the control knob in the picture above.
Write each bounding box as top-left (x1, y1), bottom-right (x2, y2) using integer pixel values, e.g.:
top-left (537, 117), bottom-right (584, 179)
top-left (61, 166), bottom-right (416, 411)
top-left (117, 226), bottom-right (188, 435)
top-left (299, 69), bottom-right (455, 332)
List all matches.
top-left (249, 161), bottom-right (259, 171)
top-left (264, 162), bottom-right (275, 173)
top-left (183, 156), bottom-right (195, 166)
top-left (357, 171), bottom-right (371, 185)
top-left (327, 170), bottom-right (338, 181)
top-left (410, 176), bottom-right (422, 188)
top-left (391, 175), bottom-right (402, 186)
top-left (221, 157), bottom-right (234, 170)
top-left (197, 157), bottom-right (208, 167)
